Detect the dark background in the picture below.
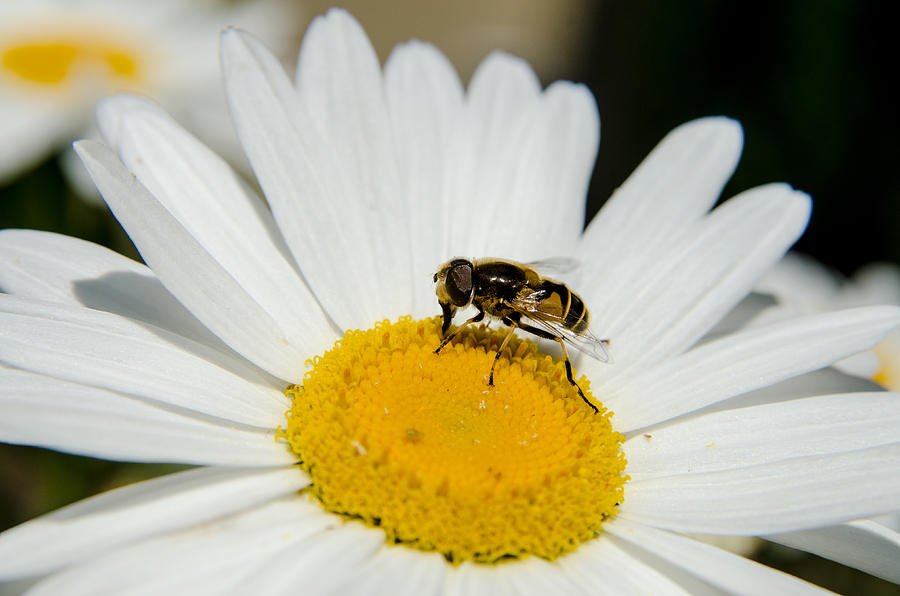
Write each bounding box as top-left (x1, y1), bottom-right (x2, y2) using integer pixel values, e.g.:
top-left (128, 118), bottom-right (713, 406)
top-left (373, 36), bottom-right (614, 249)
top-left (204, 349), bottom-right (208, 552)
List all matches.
top-left (583, 2), bottom-right (898, 276)
top-left (1, 2), bottom-right (898, 594)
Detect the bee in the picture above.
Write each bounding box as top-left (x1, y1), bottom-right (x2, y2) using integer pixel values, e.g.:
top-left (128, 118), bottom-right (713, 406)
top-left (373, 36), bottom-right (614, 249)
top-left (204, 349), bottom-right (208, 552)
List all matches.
top-left (433, 258), bottom-right (610, 413)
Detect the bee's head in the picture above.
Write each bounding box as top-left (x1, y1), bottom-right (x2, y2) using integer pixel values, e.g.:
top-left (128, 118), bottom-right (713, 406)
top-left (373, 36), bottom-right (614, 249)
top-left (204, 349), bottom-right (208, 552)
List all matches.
top-left (434, 258), bottom-right (474, 308)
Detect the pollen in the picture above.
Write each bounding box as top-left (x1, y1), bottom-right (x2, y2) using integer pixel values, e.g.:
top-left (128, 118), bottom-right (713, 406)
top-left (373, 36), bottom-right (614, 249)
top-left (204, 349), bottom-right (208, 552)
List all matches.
top-left (2, 34), bottom-right (141, 87)
top-left (281, 316), bottom-right (627, 564)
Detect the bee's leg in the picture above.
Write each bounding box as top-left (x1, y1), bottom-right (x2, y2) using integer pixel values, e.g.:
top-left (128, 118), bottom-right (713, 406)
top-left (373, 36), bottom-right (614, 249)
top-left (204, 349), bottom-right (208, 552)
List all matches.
top-left (488, 319), bottom-right (518, 386)
top-left (516, 322), bottom-right (600, 415)
top-left (553, 338), bottom-right (599, 414)
top-left (435, 310), bottom-right (484, 354)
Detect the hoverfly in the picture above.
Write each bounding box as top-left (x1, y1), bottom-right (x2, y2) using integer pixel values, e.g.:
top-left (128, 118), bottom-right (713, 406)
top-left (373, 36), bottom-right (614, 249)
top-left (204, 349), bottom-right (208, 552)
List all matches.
top-left (433, 258), bottom-right (610, 413)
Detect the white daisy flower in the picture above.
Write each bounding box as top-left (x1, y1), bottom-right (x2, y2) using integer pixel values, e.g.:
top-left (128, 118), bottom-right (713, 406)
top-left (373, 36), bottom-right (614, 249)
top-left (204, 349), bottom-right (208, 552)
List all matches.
top-left (0, 0), bottom-right (299, 187)
top-left (757, 253), bottom-right (900, 391)
top-left (2, 8), bottom-right (900, 594)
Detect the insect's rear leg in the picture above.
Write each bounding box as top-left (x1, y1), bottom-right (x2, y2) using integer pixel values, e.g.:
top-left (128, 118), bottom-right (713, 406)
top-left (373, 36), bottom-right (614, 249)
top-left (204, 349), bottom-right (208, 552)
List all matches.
top-left (516, 321), bottom-right (600, 415)
top-left (553, 338), bottom-right (599, 414)
top-left (435, 310), bottom-right (485, 354)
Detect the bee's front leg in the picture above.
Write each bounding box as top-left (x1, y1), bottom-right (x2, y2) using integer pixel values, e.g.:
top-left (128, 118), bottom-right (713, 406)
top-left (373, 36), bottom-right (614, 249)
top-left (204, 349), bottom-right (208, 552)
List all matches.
top-left (435, 309), bottom-right (484, 354)
top-left (488, 318), bottom-right (518, 386)
top-left (440, 302), bottom-right (454, 336)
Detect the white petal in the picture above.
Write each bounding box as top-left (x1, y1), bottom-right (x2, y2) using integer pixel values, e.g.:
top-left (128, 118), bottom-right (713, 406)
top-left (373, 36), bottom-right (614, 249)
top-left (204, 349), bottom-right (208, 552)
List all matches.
top-left (625, 392), bottom-right (900, 481)
top-left (74, 139), bottom-right (331, 381)
top-left (294, 10), bottom-right (412, 316)
top-left (24, 496), bottom-right (341, 596)
top-left (0, 368), bottom-right (293, 466)
top-left (444, 562), bottom-right (516, 596)
top-left (494, 81), bottom-right (599, 259)
top-left (606, 519), bottom-right (833, 595)
top-left (578, 117), bottom-right (743, 295)
top-left (96, 94), bottom-right (169, 150)
top-left (97, 94), bottom-right (337, 355)
top-left (705, 291), bottom-right (778, 339)
top-left (606, 306), bottom-right (900, 431)
top-left (833, 350), bottom-right (881, 379)
top-left (498, 557), bottom-right (589, 596)
top-left (0, 466), bottom-right (308, 580)
top-left (557, 537), bottom-right (693, 595)
top-left (445, 74), bottom-right (599, 262)
top-left (621, 441), bottom-right (900, 534)
top-left (0, 229), bottom-right (222, 348)
top-left (444, 51), bottom-right (542, 258)
top-left (766, 520), bottom-right (900, 584)
top-left (229, 520), bottom-right (385, 596)
top-left (384, 40), bottom-right (464, 317)
top-left (333, 546), bottom-right (446, 596)
top-left (586, 184), bottom-right (811, 382)
top-left (0, 295), bottom-right (287, 428)
top-left (222, 26), bottom-right (409, 330)
top-left (718, 367), bottom-right (882, 412)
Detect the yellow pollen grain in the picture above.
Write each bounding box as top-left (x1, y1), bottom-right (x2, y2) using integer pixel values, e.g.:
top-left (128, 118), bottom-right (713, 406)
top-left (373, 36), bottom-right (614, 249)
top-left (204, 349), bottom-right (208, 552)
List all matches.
top-left (2, 36), bottom-right (140, 85)
top-left (281, 316), bottom-right (627, 564)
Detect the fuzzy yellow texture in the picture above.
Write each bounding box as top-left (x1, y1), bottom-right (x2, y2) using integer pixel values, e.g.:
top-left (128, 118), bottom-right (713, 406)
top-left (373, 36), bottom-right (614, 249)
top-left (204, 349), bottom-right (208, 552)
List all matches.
top-left (282, 316), bottom-right (627, 564)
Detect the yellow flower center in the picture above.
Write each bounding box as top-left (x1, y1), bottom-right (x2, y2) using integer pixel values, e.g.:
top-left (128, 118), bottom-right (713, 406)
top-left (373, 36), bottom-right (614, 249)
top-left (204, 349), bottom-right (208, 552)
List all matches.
top-left (281, 317), bottom-right (627, 564)
top-left (1, 33), bottom-right (142, 88)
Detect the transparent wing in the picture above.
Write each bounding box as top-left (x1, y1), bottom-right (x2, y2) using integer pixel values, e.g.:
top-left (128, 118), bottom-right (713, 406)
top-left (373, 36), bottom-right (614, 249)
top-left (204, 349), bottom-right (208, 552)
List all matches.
top-left (525, 257), bottom-right (581, 278)
top-left (507, 292), bottom-right (612, 363)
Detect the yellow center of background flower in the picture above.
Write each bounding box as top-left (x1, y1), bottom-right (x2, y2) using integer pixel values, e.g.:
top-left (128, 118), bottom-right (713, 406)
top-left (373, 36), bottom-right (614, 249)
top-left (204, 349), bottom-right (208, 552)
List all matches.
top-left (872, 343), bottom-right (899, 391)
top-left (2, 35), bottom-right (141, 86)
top-left (282, 317), bottom-right (627, 564)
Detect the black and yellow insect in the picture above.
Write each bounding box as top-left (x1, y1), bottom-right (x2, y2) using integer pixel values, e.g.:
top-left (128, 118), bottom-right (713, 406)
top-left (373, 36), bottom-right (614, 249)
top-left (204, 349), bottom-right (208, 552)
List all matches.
top-left (433, 258), bottom-right (610, 413)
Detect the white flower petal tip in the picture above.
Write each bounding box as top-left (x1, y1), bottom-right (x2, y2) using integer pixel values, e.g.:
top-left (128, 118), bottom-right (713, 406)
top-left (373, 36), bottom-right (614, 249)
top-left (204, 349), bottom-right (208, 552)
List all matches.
top-left (219, 29), bottom-right (260, 82)
top-left (220, 26), bottom-right (276, 69)
top-left (387, 38), bottom-right (452, 68)
top-left (304, 6), bottom-right (367, 37)
top-left (472, 49), bottom-right (542, 92)
top-left (730, 182), bottom-right (813, 264)
top-left (582, 115), bottom-right (745, 241)
top-left (73, 139), bottom-right (128, 191)
top-left (670, 115), bottom-right (744, 157)
top-left (582, 180), bottom-right (814, 377)
top-left (293, 6), bottom-right (380, 86)
top-left (756, 182), bottom-right (812, 224)
top-left (636, 115), bottom-right (745, 195)
top-left (96, 94), bottom-right (168, 149)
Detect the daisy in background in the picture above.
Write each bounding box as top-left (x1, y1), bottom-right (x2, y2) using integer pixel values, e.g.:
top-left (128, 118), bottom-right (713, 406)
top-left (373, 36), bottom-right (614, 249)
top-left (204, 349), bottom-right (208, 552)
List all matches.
top-left (757, 253), bottom-right (900, 392)
top-left (0, 0), bottom-right (299, 193)
top-left (0, 7), bottom-right (899, 594)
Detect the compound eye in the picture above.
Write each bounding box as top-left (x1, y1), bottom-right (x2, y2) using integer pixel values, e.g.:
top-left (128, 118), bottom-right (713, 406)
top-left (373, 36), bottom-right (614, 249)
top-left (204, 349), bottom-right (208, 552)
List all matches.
top-left (447, 263), bottom-right (473, 305)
